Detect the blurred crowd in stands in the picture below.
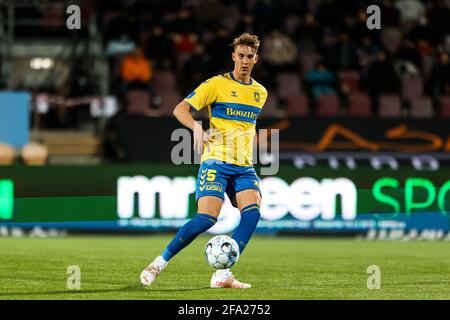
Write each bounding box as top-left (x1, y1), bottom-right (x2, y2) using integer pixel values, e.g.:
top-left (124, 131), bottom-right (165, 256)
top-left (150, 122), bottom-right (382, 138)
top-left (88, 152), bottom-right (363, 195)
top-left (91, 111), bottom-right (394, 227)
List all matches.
top-left (7, 0), bottom-right (450, 119)
top-left (99, 0), bottom-right (450, 118)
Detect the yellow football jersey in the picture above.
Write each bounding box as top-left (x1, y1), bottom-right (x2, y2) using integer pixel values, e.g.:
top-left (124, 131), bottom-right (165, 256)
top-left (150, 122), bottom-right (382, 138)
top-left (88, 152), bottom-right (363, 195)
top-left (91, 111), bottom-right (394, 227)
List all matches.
top-left (184, 72), bottom-right (267, 166)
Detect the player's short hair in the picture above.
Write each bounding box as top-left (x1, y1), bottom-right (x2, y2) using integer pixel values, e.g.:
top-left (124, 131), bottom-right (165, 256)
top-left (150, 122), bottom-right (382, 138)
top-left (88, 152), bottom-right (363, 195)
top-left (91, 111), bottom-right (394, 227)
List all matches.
top-left (231, 33), bottom-right (260, 54)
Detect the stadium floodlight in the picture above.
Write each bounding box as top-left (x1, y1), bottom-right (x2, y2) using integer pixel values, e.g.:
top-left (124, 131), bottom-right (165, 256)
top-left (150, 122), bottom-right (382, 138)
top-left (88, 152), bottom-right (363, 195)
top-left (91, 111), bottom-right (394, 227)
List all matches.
top-left (29, 58), bottom-right (54, 70)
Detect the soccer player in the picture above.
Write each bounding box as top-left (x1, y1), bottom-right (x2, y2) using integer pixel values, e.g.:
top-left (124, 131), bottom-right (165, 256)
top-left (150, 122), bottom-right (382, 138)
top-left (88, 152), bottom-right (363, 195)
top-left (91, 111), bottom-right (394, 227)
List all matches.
top-left (140, 33), bottom-right (267, 289)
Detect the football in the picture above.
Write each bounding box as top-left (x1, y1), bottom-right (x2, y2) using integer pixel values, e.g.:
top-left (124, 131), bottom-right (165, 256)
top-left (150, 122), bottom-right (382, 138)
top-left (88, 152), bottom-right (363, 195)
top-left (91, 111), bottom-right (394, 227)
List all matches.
top-left (205, 235), bottom-right (240, 269)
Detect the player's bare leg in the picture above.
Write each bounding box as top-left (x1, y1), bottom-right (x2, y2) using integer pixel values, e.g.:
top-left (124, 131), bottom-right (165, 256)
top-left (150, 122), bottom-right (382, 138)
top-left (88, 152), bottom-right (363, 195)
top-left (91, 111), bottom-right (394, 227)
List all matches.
top-left (235, 189), bottom-right (261, 211)
top-left (140, 196), bottom-right (222, 286)
top-left (210, 189), bottom-right (261, 289)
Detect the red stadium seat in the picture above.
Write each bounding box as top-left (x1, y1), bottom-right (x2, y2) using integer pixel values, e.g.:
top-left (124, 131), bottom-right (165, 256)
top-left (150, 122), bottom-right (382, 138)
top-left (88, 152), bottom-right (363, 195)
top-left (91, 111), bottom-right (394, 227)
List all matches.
top-left (156, 91), bottom-right (182, 116)
top-left (440, 96), bottom-right (450, 118)
top-left (402, 75), bottom-right (423, 101)
top-left (317, 94), bottom-right (340, 117)
top-left (276, 73), bottom-right (302, 98)
top-left (410, 96), bottom-right (434, 118)
top-left (126, 90), bottom-right (150, 115)
top-left (285, 94), bottom-right (309, 116)
top-left (153, 71), bottom-right (177, 94)
top-left (260, 91), bottom-right (281, 118)
top-left (348, 93), bottom-right (371, 117)
top-left (379, 94), bottom-right (402, 118)
top-left (338, 70), bottom-right (361, 92)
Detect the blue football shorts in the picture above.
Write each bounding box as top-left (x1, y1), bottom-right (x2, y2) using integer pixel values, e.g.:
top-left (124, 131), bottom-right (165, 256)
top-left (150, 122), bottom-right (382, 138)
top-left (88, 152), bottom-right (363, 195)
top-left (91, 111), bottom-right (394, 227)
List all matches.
top-left (195, 159), bottom-right (261, 208)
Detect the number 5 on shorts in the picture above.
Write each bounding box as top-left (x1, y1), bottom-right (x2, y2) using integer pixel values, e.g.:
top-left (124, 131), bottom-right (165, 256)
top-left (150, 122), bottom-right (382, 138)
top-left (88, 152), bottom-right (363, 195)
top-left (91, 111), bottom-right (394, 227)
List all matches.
top-left (207, 169), bottom-right (217, 181)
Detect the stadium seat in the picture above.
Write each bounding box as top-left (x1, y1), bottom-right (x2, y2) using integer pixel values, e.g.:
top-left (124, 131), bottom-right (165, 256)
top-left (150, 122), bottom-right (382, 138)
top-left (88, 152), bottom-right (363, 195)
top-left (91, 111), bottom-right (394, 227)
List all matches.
top-left (260, 91), bottom-right (282, 118)
top-left (285, 95), bottom-right (309, 116)
top-left (156, 91), bottom-right (182, 116)
top-left (276, 73), bottom-right (302, 99)
top-left (338, 70), bottom-right (361, 92)
top-left (440, 96), bottom-right (450, 118)
top-left (379, 94), bottom-right (402, 118)
top-left (153, 71), bottom-right (177, 94)
top-left (317, 94), bottom-right (340, 117)
top-left (348, 93), bottom-right (371, 117)
top-left (0, 143), bottom-right (15, 165)
top-left (402, 75), bottom-right (423, 101)
top-left (126, 90), bottom-right (151, 115)
top-left (410, 97), bottom-right (434, 118)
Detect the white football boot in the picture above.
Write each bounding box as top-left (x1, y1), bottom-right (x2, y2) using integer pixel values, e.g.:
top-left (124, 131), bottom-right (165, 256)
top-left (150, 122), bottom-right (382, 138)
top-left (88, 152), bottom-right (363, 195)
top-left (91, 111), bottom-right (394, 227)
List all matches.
top-left (210, 269), bottom-right (251, 289)
top-left (140, 256), bottom-right (168, 286)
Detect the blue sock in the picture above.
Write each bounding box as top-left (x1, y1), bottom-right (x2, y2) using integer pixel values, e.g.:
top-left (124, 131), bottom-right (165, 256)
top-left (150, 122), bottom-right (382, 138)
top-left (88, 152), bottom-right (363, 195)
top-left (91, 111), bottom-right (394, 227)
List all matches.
top-left (162, 213), bottom-right (217, 261)
top-left (232, 204), bottom-right (261, 254)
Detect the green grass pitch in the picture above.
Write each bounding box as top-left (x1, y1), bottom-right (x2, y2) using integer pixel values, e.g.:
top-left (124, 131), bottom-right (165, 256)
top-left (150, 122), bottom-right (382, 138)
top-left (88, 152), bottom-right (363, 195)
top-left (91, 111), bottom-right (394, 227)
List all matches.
top-left (0, 235), bottom-right (449, 300)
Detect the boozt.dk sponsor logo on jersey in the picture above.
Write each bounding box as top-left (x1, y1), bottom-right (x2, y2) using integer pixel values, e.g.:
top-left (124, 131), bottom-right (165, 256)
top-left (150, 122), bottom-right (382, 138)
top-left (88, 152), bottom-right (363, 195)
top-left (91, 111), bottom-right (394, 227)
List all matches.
top-left (226, 108), bottom-right (258, 121)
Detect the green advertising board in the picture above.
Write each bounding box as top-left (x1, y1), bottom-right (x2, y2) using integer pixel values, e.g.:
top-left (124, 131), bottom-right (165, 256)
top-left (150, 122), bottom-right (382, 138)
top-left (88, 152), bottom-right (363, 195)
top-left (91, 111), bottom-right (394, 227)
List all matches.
top-left (0, 164), bottom-right (449, 233)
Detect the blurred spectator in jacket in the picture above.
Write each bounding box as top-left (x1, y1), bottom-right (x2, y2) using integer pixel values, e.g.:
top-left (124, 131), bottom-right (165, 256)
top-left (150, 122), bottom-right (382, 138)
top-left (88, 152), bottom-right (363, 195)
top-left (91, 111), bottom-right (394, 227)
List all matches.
top-left (253, 0), bottom-right (282, 35)
top-left (395, 0), bottom-right (425, 26)
top-left (170, 7), bottom-right (198, 35)
top-left (428, 51), bottom-right (450, 111)
top-left (171, 6), bottom-right (200, 72)
top-left (295, 13), bottom-right (321, 54)
top-left (262, 29), bottom-right (298, 83)
top-left (326, 32), bottom-right (359, 71)
top-left (366, 51), bottom-right (401, 112)
top-left (205, 25), bottom-right (233, 74)
top-left (394, 38), bottom-right (422, 76)
top-left (145, 25), bottom-right (175, 71)
top-left (304, 60), bottom-right (337, 100)
top-left (234, 13), bottom-right (256, 36)
top-left (381, 0), bottom-right (401, 27)
top-left (349, 9), bottom-right (377, 45)
top-left (427, 0), bottom-right (450, 45)
top-left (121, 46), bottom-right (152, 91)
top-left (182, 44), bottom-right (211, 96)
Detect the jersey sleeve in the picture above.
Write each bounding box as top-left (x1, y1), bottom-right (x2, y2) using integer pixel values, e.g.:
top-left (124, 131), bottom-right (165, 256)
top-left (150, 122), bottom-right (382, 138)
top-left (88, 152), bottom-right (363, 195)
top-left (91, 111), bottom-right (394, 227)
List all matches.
top-left (183, 77), bottom-right (219, 111)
